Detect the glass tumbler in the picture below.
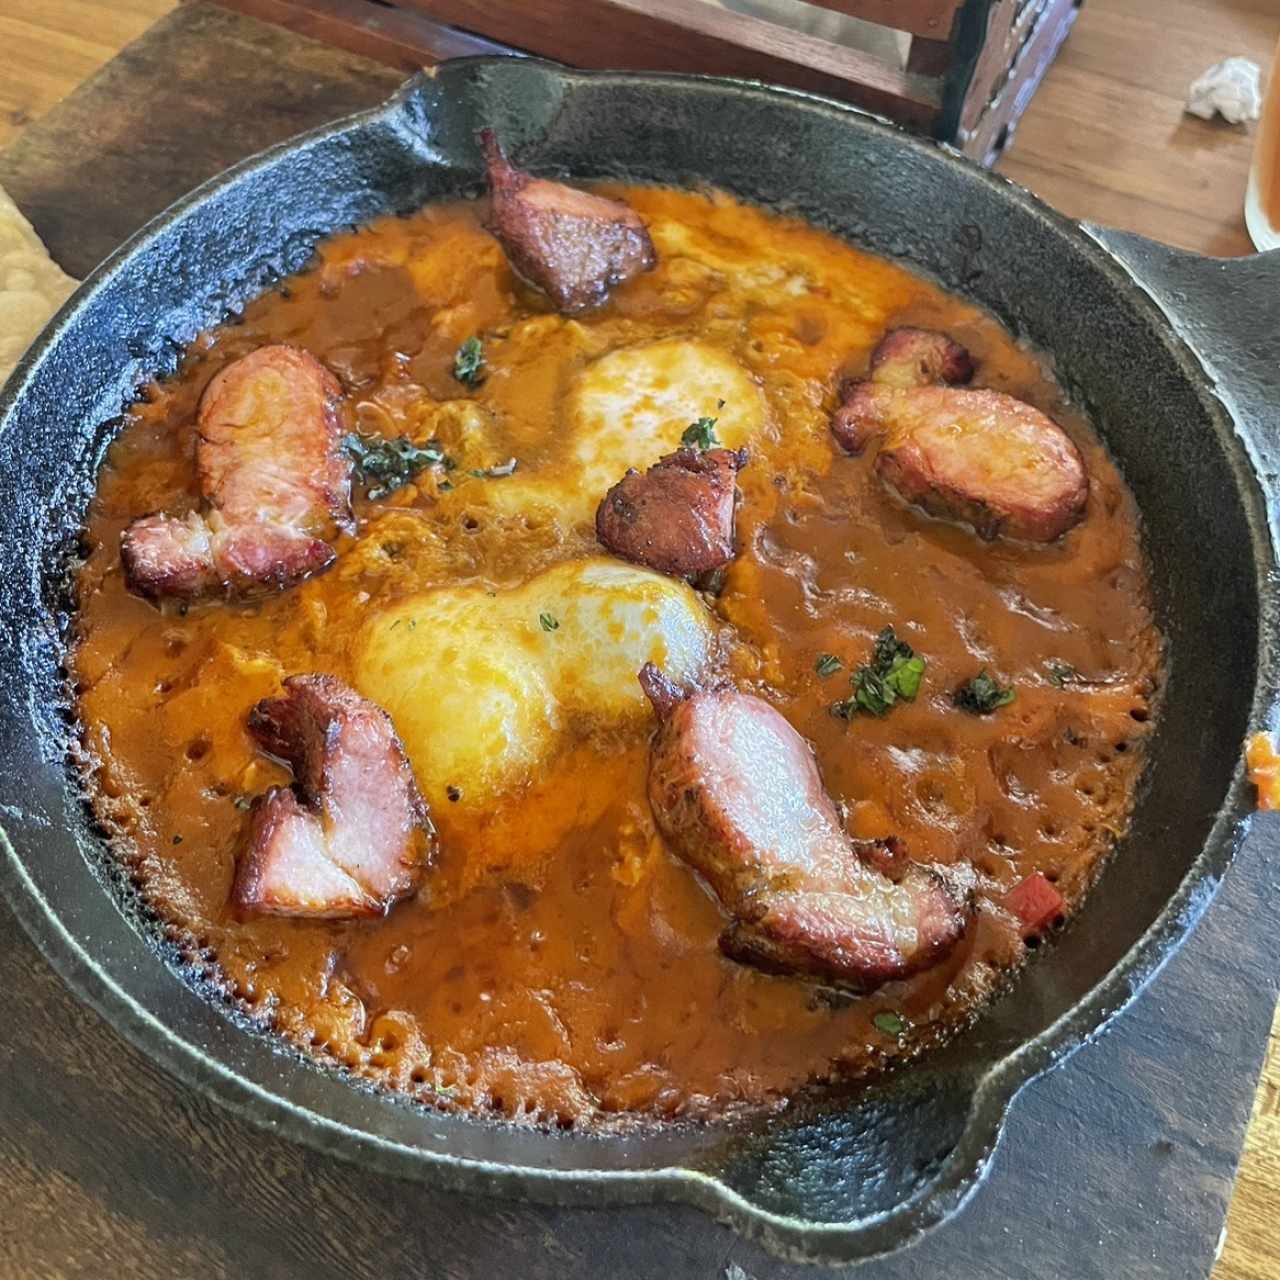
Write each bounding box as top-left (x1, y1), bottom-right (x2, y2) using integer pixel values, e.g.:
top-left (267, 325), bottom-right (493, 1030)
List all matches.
top-left (1246, 37), bottom-right (1280, 251)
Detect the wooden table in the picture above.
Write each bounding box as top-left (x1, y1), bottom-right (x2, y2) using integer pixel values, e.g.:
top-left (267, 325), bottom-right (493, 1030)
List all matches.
top-left (1, 3), bottom-right (1278, 1277)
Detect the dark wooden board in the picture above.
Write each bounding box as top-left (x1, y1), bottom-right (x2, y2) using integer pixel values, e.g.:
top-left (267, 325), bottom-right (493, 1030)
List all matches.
top-left (0, 3), bottom-right (401, 280)
top-left (384, 0), bottom-right (939, 124)
top-left (1, 7), bottom-right (1276, 1276)
top-left (193, 0), bottom-right (1084, 167)
top-left (204, 0), bottom-right (516, 76)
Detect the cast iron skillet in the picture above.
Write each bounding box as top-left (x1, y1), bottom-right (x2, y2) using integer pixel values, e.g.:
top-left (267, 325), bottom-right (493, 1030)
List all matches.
top-left (1, 58), bottom-right (1278, 1266)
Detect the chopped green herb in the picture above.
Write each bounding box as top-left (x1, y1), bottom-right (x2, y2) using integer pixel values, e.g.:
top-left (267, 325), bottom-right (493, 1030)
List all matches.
top-left (848, 656), bottom-right (923, 716)
top-left (815, 653), bottom-right (843, 678)
top-left (954, 669), bottom-right (1016, 714)
top-left (469, 457), bottom-right (519, 479)
top-left (453, 335), bottom-right (485, 388)
top-left (870, 628), bottom-right (901, 673)
top-left (681, 415), bottom-right (720, 451)
top-left (232, 796), bottom-right (252, 812)
top-left (873, 1011), bottom-right (906, 1036)
top-left (831, 626), bottom-right (926, 719)
top-left (890, 655), bottom-right (926, 700)
top-left (342, 432), bottom-right (451, 500)
top-left (539, 612), bottom-right (559, 633)
top-left (1046, 660), bottom-right (1079, 689)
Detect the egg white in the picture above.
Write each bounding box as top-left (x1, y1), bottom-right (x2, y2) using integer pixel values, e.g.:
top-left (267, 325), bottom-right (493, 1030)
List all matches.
top-left (481, 338), bottom-right (768, 528)
top-left (355, 557), bottom-right (714, 809)
top-left (567, 339), bottom-right (766, 502)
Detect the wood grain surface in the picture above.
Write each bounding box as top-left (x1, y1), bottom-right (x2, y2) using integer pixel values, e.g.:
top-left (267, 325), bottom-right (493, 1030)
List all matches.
top-left (392, 0), bottom-right (942, 123)
top-left (0, 3), bottom-right (1278, 1278)
top-left (202, 0), bottom-right (513, 71)
top-left (0, 0), bottom-right (169, 150)
top-left (784, 0), bottom-right (965, 41)
top-left (997, 0), bottom-right (1279, 258)
top-left (201, 0), bottom-right (1077, 167)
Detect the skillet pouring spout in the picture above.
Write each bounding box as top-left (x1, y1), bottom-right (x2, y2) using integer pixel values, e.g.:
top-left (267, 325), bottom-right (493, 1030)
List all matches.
top-left (0, 55), bottom-right (1277, 1265)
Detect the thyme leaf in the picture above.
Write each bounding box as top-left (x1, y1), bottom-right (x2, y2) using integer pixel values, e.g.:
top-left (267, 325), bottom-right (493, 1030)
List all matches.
top-left (831, 626), bottom-right (925, 719)
top-left (815, 653), bottom-right (843, 678)
top-left (1046, 660), bottom-right (1079, 689)
top-left (469, 457), bottom-right (519, 479)
top-left (954, 669), bottom-right (1015, 714)
top-left (343, 432), bottom-right (451, 500)
top-left (453, 335), bottom-right (485, 387)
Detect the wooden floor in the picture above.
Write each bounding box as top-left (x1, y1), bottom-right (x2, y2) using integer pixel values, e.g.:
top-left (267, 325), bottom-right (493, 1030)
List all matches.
top-left (997, 0), bottom-right (1277, 257)
top-left (1, 2), bottom-right (1278, 1277)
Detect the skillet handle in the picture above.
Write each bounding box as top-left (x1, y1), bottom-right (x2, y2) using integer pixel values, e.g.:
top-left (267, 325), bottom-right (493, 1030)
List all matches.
top-left (702, 1064), bottom-right (1006, 1262)
top-left (1083, 228), bottom-right (1280, 464)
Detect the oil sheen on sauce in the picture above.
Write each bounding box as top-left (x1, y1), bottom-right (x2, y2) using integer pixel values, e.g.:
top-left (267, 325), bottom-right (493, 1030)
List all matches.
top-left (72, 187), bottom-right (1162, 1127)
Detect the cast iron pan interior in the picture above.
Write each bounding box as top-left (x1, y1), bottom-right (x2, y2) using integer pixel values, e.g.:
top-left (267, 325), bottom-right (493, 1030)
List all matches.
top-left (0, 59), bottom-right (1273, 1264)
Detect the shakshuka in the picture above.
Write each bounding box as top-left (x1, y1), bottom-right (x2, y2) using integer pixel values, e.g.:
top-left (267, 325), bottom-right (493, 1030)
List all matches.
top-left (71, 133), bottom-right (1162, 1126)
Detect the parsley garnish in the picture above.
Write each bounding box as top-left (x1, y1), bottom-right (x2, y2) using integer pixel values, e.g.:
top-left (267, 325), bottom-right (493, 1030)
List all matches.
top-left (343, 432), bottom-right (451, 500)
top-left (954, 669), bottom-right (1015, 714)
top-left (681, 416), bottom-right (719, 450)
top-left (539, 612), bottom-right (559, 632)
top-left (1046, 660), bottom-right (1079, 689)
top-left (681, 400), bottom-right (725, 451)
top-left (831, 626), bottom-right (925, 719)
top-left (815, 653), bottom-right (843, 678)
top-left (873, 1011), bottom-right (906, 1036)
top-left (453, 336), bottom-right (485, 388)
top-left (469, 458), bottom-right (519, 479)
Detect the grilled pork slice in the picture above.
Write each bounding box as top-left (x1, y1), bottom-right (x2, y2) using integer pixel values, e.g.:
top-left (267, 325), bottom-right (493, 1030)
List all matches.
top-left (831, 328), bottom-right (1087, 543)
top-left (643, 668), bottom-right (967, 991)
top-left (481, 129), bottom-right (656, 313)
top-left (122, 511), bottom-right (335, 600)
top-left (848, 384), bottom-right (1088, 542)
top-left (122, 344), bottom-right (352, 600)
top-left (867, 326), bottom-right (974, 392)
top-left (197, 344), bottom-right (351, 528)
top-left (233, 674), bottom-right (432, 919)
top-left (596, 447), bottom-right (746, 580)
top-left (831, 327), bottom-right (974, 455)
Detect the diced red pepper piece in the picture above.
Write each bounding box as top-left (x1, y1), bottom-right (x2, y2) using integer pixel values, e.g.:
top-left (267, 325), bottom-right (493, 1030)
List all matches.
top-left (1003, 872), bottom-right (1065, 936)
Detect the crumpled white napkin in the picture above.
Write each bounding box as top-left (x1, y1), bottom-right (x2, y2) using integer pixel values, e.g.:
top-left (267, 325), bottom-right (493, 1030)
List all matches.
top-left (1186, 56), bottom-right (1263, 124)
top-left (0, 183), bottom-right (77, 385)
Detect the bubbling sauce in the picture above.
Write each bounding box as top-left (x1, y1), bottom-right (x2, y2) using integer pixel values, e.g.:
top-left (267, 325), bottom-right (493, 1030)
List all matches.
top-left (72, 187), bottom-right (1161, 1126)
